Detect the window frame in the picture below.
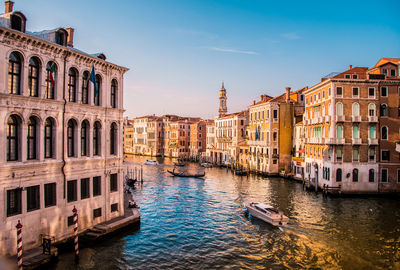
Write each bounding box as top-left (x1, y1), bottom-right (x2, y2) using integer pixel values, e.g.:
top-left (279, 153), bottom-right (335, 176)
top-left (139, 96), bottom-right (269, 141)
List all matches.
top-left (8, 52), bottom-right (22, 95)
top-left (28, 57), bottom-right (40, 97)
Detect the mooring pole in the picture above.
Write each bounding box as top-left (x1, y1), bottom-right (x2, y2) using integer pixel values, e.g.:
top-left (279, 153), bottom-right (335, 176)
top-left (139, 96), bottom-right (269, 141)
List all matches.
top-left (16, 220), bottom-right (23, 270)
top-left (73, 206), bottom-right (79, 262)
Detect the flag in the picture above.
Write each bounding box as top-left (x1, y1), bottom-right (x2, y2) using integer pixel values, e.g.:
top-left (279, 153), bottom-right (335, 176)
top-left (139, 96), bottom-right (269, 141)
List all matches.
top-left (49, 63), bottom-right (56, 87)
top-left (89, 65), bottom-right (98, 97)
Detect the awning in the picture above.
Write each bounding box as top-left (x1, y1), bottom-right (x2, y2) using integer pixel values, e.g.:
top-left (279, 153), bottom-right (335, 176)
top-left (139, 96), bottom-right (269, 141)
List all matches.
top-left (296, 149), bottom-right (305, 153)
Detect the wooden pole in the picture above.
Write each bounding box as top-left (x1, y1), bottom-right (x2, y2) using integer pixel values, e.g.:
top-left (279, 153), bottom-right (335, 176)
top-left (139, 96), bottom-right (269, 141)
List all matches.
top-left (73, 206), bottom-right (79, 261)
top-left (16, 220), bottom-right (22, 270)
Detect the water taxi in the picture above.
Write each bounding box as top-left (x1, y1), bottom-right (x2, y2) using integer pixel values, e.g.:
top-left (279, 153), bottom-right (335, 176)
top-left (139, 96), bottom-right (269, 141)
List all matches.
top-left (144, 160), bottom-right (158, 165)
top-left (246, 202), bottom-right (289, 226)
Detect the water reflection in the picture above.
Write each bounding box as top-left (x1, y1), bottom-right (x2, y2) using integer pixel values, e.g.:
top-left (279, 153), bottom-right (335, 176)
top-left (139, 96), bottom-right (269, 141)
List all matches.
top-left (52, 155), bottom-right (400, 270)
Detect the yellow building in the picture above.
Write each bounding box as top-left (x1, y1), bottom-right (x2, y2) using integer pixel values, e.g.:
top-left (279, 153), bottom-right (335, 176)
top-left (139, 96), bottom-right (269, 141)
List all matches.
top-left (123, 119), bottom-right (134, 154)
top-left (247, 87), bottom-right (305, 174)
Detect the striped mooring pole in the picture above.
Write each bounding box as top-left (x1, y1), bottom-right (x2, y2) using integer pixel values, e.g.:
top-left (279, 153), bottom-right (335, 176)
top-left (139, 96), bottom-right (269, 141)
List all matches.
top-left (72, 206), bottom-right (79, 261)
top-left (16, 220), bottom-right (23, 270)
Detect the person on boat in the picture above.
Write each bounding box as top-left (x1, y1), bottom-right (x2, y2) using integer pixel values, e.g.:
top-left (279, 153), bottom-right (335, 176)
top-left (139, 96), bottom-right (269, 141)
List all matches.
top-left (128, 199), bottom-right (137, 208)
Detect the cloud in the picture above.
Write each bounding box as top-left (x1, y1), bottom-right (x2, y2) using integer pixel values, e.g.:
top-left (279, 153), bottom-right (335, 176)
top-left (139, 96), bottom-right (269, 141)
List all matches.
top-left (208, 47), bottom-right (258, 55)
top-left (280, 32), bottom-right (301, 40)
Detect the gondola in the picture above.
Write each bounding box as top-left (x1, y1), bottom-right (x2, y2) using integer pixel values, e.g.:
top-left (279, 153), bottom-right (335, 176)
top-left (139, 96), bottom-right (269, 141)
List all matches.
top-left (126, 178), bottom-right (137, 187)
top-left (167, 170), bottom-right (205, 178)
top-left (174, 162), bottom-right (185, 167)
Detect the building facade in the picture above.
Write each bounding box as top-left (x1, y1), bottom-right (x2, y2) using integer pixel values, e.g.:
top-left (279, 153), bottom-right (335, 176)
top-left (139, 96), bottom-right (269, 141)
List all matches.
top-left (189, 120), bottom-right (207, 161)
top-left (0, 2), bottom-right (128, 255)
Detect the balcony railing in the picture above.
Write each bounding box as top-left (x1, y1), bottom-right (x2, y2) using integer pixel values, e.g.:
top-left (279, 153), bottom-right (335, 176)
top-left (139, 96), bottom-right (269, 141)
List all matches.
top-left (368, 138), bottom-right (378, 145)
top-left (335, 115), bottom-right (345, 122)
top-left (324, 115), bottom-right (331, 122)
top-left (325, 138), bottom-right (336, 144)
top-left (368, 116), bottom-right (378, 122)
top-left (336, 138), bottom-right (345, 144)
top-left (352, 138), bottom-right (362, 145)
top-left (352, 115), bottom-right (362, 122)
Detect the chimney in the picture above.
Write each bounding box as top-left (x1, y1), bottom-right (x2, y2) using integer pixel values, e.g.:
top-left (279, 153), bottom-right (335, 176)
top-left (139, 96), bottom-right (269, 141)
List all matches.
top-left (349, 65), bottom-right (352, 70)
top-left (253, 100), bottom-right (255, 105)
top-left (5, 1), bottom-right (14, 13)
top-left (286, 87), bottom-right (291, 103)
top-left (66, 28), bottom-right (74, 47)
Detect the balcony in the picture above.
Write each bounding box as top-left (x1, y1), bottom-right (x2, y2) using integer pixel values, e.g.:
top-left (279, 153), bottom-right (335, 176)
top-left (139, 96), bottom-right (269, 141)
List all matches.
top-left (318, 116), bottom-right (324, 123)
top-left (324, 115), bottom-right (331, 122)
top-left (368, 138), bottom-right (378, 145)
top-left (368, 116), bottom-right (378, 122)
top-left (352, 115), bottom-right (362, 122)
top-left (335, 115), bottom-right (345, 122)
top-left (247, 140), bottom-right (267, 146)
top-left (336, 138), bottom-right (345, 144)
top-left (352, 138), bottom-right (362, 145)
top-left (326, 138), bottom-right (336, 144)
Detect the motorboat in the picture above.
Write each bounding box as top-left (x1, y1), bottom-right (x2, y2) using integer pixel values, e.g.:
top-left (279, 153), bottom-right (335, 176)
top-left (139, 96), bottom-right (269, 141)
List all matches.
top-left (167, 170), bottom-right (205, 178)
top-left (246, 202), bottom-right (289, 226)
top-left (201, 162), bottom-right (212, 168)
top-left (144, 160), bottom-right (158, 165)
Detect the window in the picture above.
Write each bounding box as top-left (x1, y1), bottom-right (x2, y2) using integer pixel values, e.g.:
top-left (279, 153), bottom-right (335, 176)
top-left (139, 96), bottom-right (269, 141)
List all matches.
top-left (352, 169), bottom-right (358, 182)
top-left (273, 110), bottom-right (278, 119)
top-left (352, 103), bottom-right (359, 116)
top-left (8, 52), bottom-right (22, 95)
top-left (94, 74), bottom-right (101, 106)
top-left (345, 74), bottom-right (351, 79)
top-left (28, 57), bottom-right (40, 97)
top-left (381, 150), bottom-right (391, 162)
top-left (93, 176), bottom-right (101, 196)
top-left (81, 178), bottom-right (90, 199)
top-left (111, 79), bottom-right (117, 108)
top-left (111, 203), bottom-right (118, 212)
top-left (369, 104), bottom-right (376, 116)
top-left (82, 71), bottom-right (89, 104)
top-left (380, 104), bottom-right (388, 117)
top-left (44, 118), bottom-right (54, 158)
top-left (7, 115), bottom-right (19, 161)
top-left (7, 188), bottom-right (22, 217)
top-left (336, 125), bottom-right (343, 138)
top-left (26, 185), bottom-right (40, 212)
top-left (390, 69), bottom-right (396, 77)
top-left (336, 103), bottom-right (343, 116)
top-left (67, 119), bottom-right (76, 157)
top-left (369, 126), bottom-right (376, 139)
top-left (353, 126), bottom-right (359, 139)
top-left (352, 87), bottom-right (359, 97)
top-left (368, 88), bottom-right (375, 97)
top-left (67, 216), bottom-right (74, 227)
top-left (336, 168), bottom-right (342, 182)
top-left (381, 126), bottom-right (388, 140)
top-left (110, 123), bottom-right (117, 155)
top-left (27, 117), bottom-right (37, 160)
top-left (93, 208), bottom-right (102, 219)
top-left (353, 148), bottom-right (359, 161)
top-left (381, 169), bottom-right (388, 182)
top-left (110, 173), bottom-right (118, 192)
top-left (11, 14), bottom-right (24, 32)
top-left (381, 87), bottom-right (387, 97)
top-left (55, 30), bottom-right (66, 46)
top-left (81, 120), bottom-right (89, 156)
top-left (46, 62), bottom-right (56, 99)
top-left (93, 121), bottom-right (101, 156)
top-left (369, 169), bottom-right (375, 182)
top-left (67, 180), bottom-right (77, 202)
top-left (68, 68), bottom-right (77, 102)
top-left (336, 87), bottom-right (343, 96)
top-left (336, 149), bottom-right (342, 161)
top-left (352, 74), bottom-right (358, 79)
top-left (44, 183), bottom-right (56, 207)
top-left (273, 132), bottom-right (277, 141)
top-left (369, 148), bottom-right (375, 161)
top-left (398, 169), bottom-right (400, 183)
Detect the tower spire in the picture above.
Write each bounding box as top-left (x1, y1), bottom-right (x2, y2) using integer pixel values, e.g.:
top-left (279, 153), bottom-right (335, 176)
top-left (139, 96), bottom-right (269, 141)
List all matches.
top-left (218, 82), bottom-right (227, 117)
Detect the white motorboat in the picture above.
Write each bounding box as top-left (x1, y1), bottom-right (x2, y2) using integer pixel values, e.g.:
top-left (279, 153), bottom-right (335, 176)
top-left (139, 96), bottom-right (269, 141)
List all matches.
top-left (144, 160), bottom-right (158, 165)
top-left (201, 162), bottom-right (212, 168)
top-left (246, 202), bottom-right (289, 226)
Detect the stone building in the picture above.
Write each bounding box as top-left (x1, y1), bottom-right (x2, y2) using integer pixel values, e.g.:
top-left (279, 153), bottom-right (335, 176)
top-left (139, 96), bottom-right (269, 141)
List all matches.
top-left (189, 120), bottom-right (207, 160)
top-left (0, 2), bottom-right (128, 255)
top-left (123, 118), bottom-right (134, 154)
top-left (303, 59), bottom-right (400, 193)
top-left (205, 120), bottom-right (215, 162)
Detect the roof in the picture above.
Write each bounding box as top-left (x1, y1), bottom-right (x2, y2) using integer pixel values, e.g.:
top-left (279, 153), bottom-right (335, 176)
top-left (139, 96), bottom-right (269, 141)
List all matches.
top-left (372, 58), bottom-right (400, 68)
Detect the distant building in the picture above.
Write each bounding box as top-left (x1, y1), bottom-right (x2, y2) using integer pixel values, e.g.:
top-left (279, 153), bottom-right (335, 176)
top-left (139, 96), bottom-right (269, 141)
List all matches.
top-left (0, 2), bottom-right (128, 255)
top-left (124, 118), bottom-right (134, 154)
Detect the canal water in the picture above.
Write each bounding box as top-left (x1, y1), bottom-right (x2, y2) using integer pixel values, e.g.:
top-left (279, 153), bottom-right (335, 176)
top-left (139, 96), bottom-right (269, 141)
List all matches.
top-left (52, 156), bottom-right (400, 270)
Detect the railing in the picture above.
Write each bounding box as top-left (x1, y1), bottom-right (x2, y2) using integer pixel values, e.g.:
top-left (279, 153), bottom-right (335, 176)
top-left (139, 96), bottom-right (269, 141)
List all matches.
top-left (352, 138), bottom-right (362, 145)
top-left (336, 138), bottom-right (345, 144)
top-left (368, 116), bottom-right (378, 122)
top-left (352, 115), bottom-right (362, 122)
top-left (325, 138), bottom-right (336, 144)
top-left (368, 138), bottom-right (378, 145)
top-left (335, 115), bottom-right (345, 122)
top-left (324, 115), bottom-right (331, 122)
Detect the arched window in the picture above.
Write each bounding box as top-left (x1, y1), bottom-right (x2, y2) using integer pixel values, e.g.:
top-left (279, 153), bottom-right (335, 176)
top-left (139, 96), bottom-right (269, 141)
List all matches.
top-left (82, 71), bottom-right (89, 104)
top-left (68, 68), bottom-right (77, 102)
top-left (352, 168), bottom-right (358, 182)
top-left (55, 29), bottom-right (67, 46)
top-left (44, 118), bottom-right (54, 158)
top-left (27, 116), bottom-right (38, 160)
top-left (110, 123), bottom-right (117, 155)
top-left (28, 57), bottom-right (40, 97)
top-left (81, 120), bottom-right (89, 156)
top-left (380, 104), bottom-right (388, 117)
top-left (369, 104), bottom-right (376, 116)
top-left (93, 121), bottom-right (101, 156)
top-left (67, 119), bottom-right (76, 157)
top-left (94, 74), bottom-right (101, 106)
top-left (46, 62), bottom-right (56, 99)
top-left (336, 125), bottom-right (343, 138)
top-left (336, 168), bottom-right (342, 182)
top-left (369, 126), bottom-right (376, 139)
top-left (11, 15), bottom-right (22, 31)
top-left (369, 169), bottom-right (375, 182)
top-left (336, 102), bottom-right (343, 116)
top-left (7, 115), bottom-right (20, 161)
top-left (353, 126), bottom-right (359, 138)
top-left (8, 52), bottom-right (22, 95)
top-left (111, 79), bottom-right (117, 108)
top-left (381, 126), bottom-right (388, 140)
top-left (352, 103), bottom-right (360, 116)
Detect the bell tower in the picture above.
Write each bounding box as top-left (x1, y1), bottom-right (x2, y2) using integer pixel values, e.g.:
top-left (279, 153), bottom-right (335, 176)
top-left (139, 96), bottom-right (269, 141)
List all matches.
top-left (218, 82), bottom-right (227, 117)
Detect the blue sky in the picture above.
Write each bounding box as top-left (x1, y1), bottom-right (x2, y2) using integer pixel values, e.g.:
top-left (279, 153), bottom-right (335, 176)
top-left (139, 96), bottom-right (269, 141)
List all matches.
top-left (15, 0), bottom-right (400, 119)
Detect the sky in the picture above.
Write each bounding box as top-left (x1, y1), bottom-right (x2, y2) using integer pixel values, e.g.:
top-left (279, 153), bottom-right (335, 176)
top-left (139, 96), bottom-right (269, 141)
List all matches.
top-left (14, 0), bottom-right (400, 119)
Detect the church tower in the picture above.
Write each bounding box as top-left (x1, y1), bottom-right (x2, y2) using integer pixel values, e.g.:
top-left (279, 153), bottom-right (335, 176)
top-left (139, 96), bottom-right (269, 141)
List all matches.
top-left (218, 82), bottom-right (227, 117)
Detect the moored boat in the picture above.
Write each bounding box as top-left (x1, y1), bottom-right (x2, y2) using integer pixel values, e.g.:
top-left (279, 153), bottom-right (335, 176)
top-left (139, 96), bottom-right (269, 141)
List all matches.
top-left (201, 162), bottom-right (212, 168)
top-left (144, 160), bottom-right (158, 165)
top-left (174, 162), bottom-right (185, 167)
top-left (167, 170), bottom-right (205, 178)
top-left (246, 202), bottom-right (289, 226)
